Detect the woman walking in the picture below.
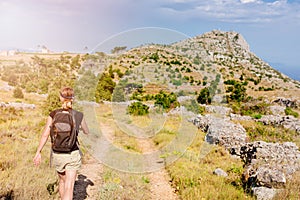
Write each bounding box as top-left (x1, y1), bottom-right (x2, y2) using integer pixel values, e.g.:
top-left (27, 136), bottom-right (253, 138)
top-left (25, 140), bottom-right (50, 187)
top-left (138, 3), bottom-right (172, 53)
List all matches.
top-left (33, 87), bottom-right (89, 200)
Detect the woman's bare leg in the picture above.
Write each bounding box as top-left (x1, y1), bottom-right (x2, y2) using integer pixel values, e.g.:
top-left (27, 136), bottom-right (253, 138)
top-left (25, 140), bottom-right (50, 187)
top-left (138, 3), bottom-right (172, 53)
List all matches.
top-left (62, 170), bottom-right (77, 200)
top-left (58, 172), bottom-right (66, 199)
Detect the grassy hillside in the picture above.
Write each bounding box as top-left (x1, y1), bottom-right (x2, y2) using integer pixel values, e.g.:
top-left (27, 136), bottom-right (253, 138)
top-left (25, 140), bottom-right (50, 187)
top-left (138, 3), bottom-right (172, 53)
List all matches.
top-left (1, 30), bottom-right (300, 199)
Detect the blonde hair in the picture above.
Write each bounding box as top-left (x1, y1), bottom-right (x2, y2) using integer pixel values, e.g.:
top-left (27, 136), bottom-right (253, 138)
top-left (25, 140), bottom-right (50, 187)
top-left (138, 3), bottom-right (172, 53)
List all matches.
top-left (60, 87), bottom-right (74, 109)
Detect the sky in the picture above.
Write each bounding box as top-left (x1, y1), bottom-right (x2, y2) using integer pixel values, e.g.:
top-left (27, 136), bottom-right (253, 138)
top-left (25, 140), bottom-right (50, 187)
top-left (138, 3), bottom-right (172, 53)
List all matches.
top-left (0, 0), bottom-right (299, 79)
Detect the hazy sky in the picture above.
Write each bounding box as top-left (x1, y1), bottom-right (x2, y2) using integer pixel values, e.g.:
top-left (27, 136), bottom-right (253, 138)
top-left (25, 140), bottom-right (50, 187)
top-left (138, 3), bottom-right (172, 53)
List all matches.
top-left (0, 0), bottom-right (299, 69)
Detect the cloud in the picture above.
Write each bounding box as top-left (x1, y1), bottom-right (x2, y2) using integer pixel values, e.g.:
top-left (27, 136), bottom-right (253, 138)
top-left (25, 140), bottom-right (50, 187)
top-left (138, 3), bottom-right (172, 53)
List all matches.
top-left (240, 0), bottom-right (258, 3)
top-left (159, 0), bottom-right (300, 24)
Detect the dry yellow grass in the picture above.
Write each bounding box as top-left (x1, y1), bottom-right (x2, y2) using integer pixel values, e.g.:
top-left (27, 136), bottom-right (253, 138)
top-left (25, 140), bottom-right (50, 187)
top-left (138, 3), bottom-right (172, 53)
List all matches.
top-left (167, 131), bottom-right (255, 200)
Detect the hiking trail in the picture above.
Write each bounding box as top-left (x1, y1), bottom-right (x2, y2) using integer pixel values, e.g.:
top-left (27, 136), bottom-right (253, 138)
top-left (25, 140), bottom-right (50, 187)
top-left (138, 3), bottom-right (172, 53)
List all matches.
top-left (73, 120), bottom-right (178, 200)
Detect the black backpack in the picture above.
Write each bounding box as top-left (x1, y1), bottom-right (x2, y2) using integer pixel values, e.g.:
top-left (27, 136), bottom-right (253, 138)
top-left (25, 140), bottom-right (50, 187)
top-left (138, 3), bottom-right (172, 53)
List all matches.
top-left (50, 110), bottom-right (78, 153)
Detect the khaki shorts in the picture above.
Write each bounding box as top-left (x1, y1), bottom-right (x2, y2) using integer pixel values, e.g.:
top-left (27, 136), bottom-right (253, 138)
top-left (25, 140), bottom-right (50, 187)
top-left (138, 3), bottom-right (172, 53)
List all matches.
top-left (52, 150), bottom-right (81, 173)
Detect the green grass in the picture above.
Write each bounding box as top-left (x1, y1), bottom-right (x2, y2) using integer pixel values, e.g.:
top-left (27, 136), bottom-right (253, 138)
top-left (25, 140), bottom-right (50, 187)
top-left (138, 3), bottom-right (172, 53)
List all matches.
top-left (239, 120), bottom-right (299, 146)
top-left (98, 167), bottom-right (151, 200)
top-left (0, 104), bottom-right (58, 199)
top-left (273, 170), bottom-right (300, 200)
top-left (166, 131), bottom-right (254, 200)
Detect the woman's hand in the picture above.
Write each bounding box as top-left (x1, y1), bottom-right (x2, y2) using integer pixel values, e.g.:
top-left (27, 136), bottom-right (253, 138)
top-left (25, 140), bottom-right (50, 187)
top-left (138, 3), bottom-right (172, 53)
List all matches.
top-left (33, 152), bottom-right (42, 166)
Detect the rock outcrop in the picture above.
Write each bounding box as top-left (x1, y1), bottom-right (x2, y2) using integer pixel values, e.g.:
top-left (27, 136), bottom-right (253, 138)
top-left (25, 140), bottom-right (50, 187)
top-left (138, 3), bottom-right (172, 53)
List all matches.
top-left (191, 107), bottom-right (300, 200)
top-left (0, 102), bottom-right (36, 110)
top-left (258, 115), bottom-right (300, 133)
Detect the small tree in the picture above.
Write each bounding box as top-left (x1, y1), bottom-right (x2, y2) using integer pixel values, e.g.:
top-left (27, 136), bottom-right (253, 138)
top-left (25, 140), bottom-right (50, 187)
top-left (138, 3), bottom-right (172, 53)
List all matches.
top-left (112, 86), bottom-right (125, 102)
top-left (43, 90), bottom-right (61, 115)
top-left (197, 88), bottom-right (211, 104)
top-left (95, 73), bottom-right (116, 102)
top-left (13, 87), bottom-right (24, 99)
top-left (127, 101), bottom-right (149, 116)
top-left (154, 91), bottom-right (180, 110)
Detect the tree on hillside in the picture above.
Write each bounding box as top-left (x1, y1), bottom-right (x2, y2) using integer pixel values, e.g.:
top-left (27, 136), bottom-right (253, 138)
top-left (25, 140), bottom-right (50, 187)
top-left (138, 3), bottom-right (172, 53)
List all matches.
top-left (111, 46), bottom-right (127, 54)
top-left (197, 88), bottom-right (211, 104)
top-left (127, 101), bottom-right (149, 116)
top-left (43, 90), bottom-right (61, 115)
top-left (95, 73), bottom-right (116, 102)
top-left (224, 79), bottom-right (247, 102)
top-left (74, 69), bottom-right (98, 101)
top-left (112, 85), bottom-right (125, 102)
top-left (154, 91), bottom-right (180, 110)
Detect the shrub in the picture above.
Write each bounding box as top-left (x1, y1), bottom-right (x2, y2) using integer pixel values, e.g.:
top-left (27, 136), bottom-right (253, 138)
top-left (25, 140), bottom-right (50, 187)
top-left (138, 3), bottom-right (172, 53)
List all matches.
top-left (182, 99), bottom-right (205, 114)
top-left (43, 90), bottom-right (61, 115)
top-left (95, 73), bottom-right (116, 102)
top-left (13, 87), bottom-right (24, 99)
top-left (154, 91), bottom-right (180, 110)
top-left (127, 101), bottom-right (149, 116)
top-left (285, 107), bottom-right (299, 118)
top-left (197, 88), bottom-right (211, 104)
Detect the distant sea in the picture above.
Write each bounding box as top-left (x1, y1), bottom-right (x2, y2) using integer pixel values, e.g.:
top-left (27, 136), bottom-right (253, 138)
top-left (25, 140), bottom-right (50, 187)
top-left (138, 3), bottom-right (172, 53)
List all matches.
top-left (270, 62), bottom-right (300, 81)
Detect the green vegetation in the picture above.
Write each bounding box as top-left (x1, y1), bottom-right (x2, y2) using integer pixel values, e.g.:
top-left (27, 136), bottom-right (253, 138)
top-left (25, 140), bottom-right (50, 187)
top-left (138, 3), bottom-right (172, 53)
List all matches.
top-left (231, 100), bottom-right (270, 118)
top-left (74, 69), bottom-right (98, 101)
top-left (99, 167), bottom-right (151, 200)
top-left (197, 88), bottom-right (211, 104)
top-left (0, 101), bottom-right (58, 199)
top-left (127, 101), bottom-right (149, 116)
top-left (95, 73), bottom-right (116, 102)
top-left (42, 90), bottom-right (61, 115)
top-left (13, 87), bottom-right (24, 99)
top-left (111, 46), bottom-right (127, 54)
top-left (0, 55), bottom-right (80, 94)
top-left (239, 120), bottom-right (298, 144)
top-left (224, 79), bottom-right (247, 102)
top-left (285, 107), bottom-right (299, 118)
top-left (154, 91), bottom-right (180, 111)
top-left (182, 99), bottom-right (205, 114)
top-left (167, 132), bottom-right (253, 200)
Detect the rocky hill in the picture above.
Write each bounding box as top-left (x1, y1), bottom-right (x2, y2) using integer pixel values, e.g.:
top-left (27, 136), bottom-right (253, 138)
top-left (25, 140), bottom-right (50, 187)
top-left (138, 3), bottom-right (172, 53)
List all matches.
top-left (88, 30), bottom-right (299, 103)
top-left (173, 30), bottom-right (300, 91)
top-left (83, 30), bottom-right (300, 200)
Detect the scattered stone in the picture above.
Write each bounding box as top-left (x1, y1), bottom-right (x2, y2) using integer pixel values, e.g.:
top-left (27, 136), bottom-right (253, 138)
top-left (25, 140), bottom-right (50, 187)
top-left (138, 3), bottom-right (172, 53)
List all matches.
top-left (236, 141), bottom-right (300, 189)
top-left (269, 105), bottom-right (286, 116)
top-left (0, 102), bottom-right (35, 109)
top-left (273, 98), bottom-right (299, 108)
top-left (205, 118), bottom-right (247, 151)
top-left (258, 115), bottom-right (300, 133)
top-left (213, 168), bottom-right (228, 177)
top-left (252, 187), bottom-right (278, 200)
top-left (230, 113), bottom-right (252, 121)
top-left (191, 110), bottom-right (300, 200)
top-left (204, 105), bottom-right (232, 116)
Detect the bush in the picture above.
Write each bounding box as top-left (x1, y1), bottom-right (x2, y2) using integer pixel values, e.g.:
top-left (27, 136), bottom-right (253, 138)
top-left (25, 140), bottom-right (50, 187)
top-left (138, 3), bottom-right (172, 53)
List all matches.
top-left (95, 73), bottom-right (116, 102)
top-left (43, 91), bottom-right (61, 115)
top-left (285, 107), bottom-right (299, 118)
top-left (154, 91), bottom-right (180, 110)
top-left (13, 87), bottom-right (24, 99)
top-left (197, 88), bottom-right (211, 104)
top-left (127, 102), bottom-right (149, 116)
top-left (182, 99), bottom-right (205, 114)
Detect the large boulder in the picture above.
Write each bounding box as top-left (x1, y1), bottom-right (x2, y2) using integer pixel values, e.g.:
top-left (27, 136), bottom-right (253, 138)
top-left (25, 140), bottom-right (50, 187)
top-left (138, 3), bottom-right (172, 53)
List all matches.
top-left (258, 115), bottom-right (300, 133)
top-left (238, 141), bottom-right (300, 188)
top-left (192, 114), bottom-right (247, 151)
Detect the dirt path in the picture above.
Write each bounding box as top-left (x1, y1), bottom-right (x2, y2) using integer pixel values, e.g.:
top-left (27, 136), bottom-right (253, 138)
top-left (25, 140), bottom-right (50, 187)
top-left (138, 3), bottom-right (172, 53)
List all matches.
top-left (136, 138), bottom-right (178, 200)
top-left (73, 155), bottom-right (103, 200)
top-left (73, 119), bottom-right (178, 200)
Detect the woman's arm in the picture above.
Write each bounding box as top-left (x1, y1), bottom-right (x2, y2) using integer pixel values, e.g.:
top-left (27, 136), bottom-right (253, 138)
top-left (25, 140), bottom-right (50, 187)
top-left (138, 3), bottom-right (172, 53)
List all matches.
top-left (80, 117), bottom-right (89, 135)
top-left (33, 116), bottom-right (52, 166)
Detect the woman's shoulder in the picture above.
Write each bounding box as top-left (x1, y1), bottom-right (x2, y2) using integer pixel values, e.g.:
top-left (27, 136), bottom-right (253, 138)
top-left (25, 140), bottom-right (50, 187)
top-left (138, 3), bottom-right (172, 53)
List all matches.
top-left (49, 108), bottom-right (63, 118)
